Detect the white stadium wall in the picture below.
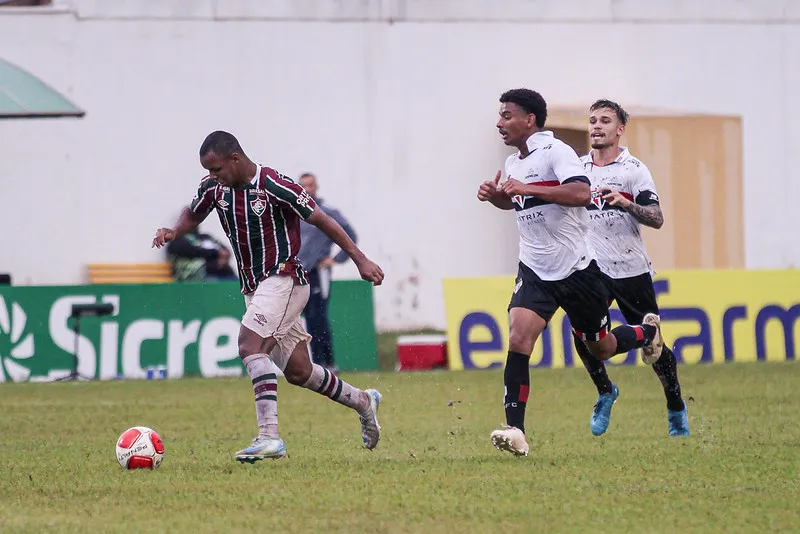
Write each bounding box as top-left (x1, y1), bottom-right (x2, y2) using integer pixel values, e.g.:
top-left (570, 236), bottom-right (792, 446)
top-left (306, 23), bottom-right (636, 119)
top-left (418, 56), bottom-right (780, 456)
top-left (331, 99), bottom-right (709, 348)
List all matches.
top-left (1, 0), bottom-right (798, 330)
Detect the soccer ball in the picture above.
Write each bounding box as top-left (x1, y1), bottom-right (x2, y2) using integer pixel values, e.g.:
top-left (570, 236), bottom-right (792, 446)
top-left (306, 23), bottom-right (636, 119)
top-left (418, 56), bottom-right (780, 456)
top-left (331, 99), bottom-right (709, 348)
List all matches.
top-left (116, 426), bottom-right (165, 470)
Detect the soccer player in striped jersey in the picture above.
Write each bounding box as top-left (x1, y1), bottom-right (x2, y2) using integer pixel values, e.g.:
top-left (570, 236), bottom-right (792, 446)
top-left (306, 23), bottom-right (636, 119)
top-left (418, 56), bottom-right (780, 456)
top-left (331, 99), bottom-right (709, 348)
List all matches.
top-left (575, 100), bottom-right (689, 437)
top-left (152, 131), bottom-right (385, 462)
top-left (478, 89), bottom-right (667, 457)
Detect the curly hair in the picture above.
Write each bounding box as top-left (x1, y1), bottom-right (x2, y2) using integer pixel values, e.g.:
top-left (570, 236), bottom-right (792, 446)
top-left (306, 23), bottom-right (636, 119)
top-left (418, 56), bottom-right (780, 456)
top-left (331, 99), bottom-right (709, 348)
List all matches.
top-left (500, 88), bottom-right (547, 128)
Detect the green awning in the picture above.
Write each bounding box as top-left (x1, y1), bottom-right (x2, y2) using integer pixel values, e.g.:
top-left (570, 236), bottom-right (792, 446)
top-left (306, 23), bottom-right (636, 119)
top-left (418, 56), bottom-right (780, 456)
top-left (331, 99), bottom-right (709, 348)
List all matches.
top-left (0, 59), bottom-right (85, 119)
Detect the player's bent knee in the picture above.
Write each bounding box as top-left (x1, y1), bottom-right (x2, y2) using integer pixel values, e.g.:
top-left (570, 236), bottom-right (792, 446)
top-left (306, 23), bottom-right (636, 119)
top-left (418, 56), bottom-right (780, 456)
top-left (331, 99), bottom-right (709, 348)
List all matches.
top-left (508, 308), bottom-right (545, 354)
top-left (584, 339), bottom-right (615, 361)
top-left (508, 330), bottom-right (535, 355)
top-left (283, 367), bottom-right (305, 386)
top-left (237, 326), bottom-right (273, 359)
top-left (283, 361), bottom-right (310, 386)
top-left (282, 342), bottom-right (313, 385)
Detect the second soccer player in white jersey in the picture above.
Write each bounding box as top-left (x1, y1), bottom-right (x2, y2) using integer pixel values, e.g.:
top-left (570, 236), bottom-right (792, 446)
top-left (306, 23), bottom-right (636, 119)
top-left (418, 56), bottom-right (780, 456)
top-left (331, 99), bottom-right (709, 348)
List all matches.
top-left (477, 89), bottom-right (667, 457)
top-left (574, 99), bottom-right (689, 437)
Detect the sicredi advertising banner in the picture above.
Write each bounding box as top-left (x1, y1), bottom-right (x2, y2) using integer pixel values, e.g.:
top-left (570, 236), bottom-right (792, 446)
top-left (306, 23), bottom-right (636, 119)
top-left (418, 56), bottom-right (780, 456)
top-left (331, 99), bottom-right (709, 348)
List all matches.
top-left (0, 281), bottom-right (376, 382)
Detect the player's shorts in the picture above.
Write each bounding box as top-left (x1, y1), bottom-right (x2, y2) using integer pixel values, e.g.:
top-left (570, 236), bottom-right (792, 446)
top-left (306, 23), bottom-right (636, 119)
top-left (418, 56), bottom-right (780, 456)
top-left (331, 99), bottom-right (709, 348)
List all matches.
top-left (509, 260), bottom-right (612, 341)
top-left (243, 274), bottom-right (312, 371)
top-left (601, 272), bottom-right (659, 325)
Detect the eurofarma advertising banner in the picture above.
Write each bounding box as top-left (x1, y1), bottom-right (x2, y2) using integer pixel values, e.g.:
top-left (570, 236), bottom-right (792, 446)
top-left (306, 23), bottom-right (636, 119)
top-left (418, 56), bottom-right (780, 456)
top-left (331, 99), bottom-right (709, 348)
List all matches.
top-left (444, 270), bottom-right (800, 370)
top-left (0, 281), bottom-right (376, 382)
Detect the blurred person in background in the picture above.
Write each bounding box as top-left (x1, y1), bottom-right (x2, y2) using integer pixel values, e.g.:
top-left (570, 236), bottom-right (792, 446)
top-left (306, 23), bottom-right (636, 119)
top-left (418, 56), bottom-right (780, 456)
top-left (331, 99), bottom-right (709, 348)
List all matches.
top-left (297, 172), bottom-right (358, 372)
top-left (166, 220), bottom-right (238, 282)
top-left (574, 99), bottom-right (689, 437)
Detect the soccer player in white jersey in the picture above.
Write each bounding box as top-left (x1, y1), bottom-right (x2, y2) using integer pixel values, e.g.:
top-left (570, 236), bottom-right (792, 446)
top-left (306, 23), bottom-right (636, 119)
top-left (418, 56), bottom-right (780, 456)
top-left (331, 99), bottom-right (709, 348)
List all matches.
top-left (477, 89), bottom-right (666, 457)
top-left (574, 99), bottom-right (689, 437)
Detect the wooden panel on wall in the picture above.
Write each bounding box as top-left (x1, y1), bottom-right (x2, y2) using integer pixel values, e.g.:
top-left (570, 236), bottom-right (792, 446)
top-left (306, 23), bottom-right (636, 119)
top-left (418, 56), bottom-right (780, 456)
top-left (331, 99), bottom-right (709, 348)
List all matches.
top-left (549, 108), bottom-right (743, 270)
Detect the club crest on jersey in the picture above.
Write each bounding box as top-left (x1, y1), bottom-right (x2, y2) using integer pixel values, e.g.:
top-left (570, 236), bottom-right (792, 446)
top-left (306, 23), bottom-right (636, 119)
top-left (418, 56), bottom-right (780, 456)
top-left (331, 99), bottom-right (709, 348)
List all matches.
top-left (250, 197), bottom-right (266, 216)
top-left (590, 190), bottom-right (605, 210)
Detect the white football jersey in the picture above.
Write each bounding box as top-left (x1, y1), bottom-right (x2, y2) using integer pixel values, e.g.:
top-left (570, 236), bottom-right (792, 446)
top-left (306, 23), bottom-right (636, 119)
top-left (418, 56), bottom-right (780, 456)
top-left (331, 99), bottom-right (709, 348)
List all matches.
top-left (581, 147), bottom-right (659, 279)
top-left (504, 131), bottom-right (593, 281)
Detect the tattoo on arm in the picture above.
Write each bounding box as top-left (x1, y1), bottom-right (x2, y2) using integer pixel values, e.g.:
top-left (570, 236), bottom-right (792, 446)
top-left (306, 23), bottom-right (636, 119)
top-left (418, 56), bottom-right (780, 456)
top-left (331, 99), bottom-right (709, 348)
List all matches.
top-left (624, 203), bottom-right (664, 229)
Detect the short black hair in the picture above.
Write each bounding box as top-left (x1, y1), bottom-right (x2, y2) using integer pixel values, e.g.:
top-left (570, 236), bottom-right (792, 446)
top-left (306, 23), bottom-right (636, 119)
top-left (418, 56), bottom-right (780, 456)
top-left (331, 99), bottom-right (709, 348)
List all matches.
top-left (590, 99), bottom-right (629, 125)
top-left (500, 88), bottom-right (547, 128)
top-left (199, 130), bottom-right (245, 158)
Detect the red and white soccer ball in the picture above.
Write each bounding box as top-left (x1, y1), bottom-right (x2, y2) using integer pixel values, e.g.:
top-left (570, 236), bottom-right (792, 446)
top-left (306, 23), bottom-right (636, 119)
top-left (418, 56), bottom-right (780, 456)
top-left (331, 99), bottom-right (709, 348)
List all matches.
top-left (116, 426), bottom-right (165, 470)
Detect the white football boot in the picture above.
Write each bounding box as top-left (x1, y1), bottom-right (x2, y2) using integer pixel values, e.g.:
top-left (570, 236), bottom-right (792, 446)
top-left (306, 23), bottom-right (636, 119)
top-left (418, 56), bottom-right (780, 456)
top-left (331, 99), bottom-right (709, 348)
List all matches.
top-left (490, 425), bottom-right (529, 457)
top-left (641, 313), bottom-right (664, 365)
top-left (235, 436), bottom-right (287, 463)
top-left (360, 389), bottom-right (383, 450)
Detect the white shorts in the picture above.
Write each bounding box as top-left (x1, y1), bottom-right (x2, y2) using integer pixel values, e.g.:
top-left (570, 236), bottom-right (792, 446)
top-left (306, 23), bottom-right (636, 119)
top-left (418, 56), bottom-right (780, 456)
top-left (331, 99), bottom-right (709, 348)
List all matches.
top-left (242, 275), bottom-right (312, 371)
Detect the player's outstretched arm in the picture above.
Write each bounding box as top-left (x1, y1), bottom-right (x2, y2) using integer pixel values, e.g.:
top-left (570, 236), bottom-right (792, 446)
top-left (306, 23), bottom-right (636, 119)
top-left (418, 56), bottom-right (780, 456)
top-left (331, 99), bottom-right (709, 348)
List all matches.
top-left (501, 178), bottom-right (590, 207)
top-left (477, 171), bottom-right (515, 210)
top-left (306, 208), bottom-right (384, 286)
top-left (152, 207), bottom-right (205, 249)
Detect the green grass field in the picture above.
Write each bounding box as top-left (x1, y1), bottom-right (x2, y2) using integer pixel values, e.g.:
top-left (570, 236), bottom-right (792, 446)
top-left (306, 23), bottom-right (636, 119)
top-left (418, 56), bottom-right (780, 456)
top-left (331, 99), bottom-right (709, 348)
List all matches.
top-left (1, 362), bottom-right (799, 533)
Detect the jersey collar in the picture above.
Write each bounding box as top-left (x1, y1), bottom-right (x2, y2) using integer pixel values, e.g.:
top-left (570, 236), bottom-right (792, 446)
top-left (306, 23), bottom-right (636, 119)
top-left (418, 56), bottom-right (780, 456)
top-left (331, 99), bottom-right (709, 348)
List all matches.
top-left (587, 146), bottom-right (631, 166)
top-left (250, 164), bottom-right (262, 186)
top-left (523, 130), bottom-right (554, 155)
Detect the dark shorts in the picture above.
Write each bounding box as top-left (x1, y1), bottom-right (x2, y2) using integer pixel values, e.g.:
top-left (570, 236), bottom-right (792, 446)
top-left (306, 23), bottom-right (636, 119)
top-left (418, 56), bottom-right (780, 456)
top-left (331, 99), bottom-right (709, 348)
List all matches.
top-left (602, 272), bottom-right (659, 324)
top-left (509, 261), bottom-right (612, 341)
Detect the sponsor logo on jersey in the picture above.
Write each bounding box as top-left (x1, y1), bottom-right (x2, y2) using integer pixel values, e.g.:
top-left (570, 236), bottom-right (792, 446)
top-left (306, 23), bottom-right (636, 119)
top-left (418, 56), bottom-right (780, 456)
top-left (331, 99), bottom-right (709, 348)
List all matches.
top-left (297, 191), bottom-right (313, 209)
top-left (589, 211), bottom-right (622, 221)
top-left (517, 210), bottom-right (545, 223)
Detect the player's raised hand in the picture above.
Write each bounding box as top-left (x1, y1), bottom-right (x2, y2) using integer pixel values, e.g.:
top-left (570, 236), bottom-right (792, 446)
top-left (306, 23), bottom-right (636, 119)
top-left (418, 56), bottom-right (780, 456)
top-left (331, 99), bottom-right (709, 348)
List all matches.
top-left (152, 227), bottom-right (176, 249)
top-left (477, 171), bottom-right (502, 201)
top-left (355, 257), bottom-right (385, 286)
top-left (601, 189), bottom-right (631, 208)
top-left (500, 178), bottom-right (528, 197)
